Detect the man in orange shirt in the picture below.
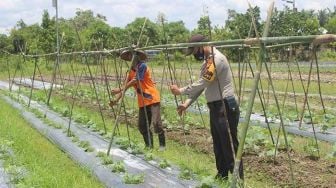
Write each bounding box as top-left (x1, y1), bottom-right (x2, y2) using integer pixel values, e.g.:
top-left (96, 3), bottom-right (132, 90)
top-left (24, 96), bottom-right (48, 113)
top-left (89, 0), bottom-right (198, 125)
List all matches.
top-left (110, 49), bottom-right (165, 150)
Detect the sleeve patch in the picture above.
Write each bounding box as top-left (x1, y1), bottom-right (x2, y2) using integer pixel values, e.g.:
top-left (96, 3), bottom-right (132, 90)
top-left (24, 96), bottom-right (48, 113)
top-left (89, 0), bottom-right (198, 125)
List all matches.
top-left (202, 62), bottom-right (215, 81)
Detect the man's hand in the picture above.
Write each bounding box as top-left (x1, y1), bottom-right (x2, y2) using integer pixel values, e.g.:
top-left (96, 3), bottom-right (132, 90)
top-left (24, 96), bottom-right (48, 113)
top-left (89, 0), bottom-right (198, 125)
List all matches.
top-left (109, 100), bottom-right (118, 107)
top-left (111, 88), bottom-right (121, 95)
top-left (170, 85), bottom-right (181, 95)
top-left (177, 103), bottom-right (188, 116)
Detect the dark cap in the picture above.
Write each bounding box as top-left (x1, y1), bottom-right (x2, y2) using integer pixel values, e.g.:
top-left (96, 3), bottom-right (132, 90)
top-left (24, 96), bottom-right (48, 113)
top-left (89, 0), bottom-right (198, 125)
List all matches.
top-left (185, 34), bottom-right (209, 55)
top-left (120, 49), bottom-right (147, 61)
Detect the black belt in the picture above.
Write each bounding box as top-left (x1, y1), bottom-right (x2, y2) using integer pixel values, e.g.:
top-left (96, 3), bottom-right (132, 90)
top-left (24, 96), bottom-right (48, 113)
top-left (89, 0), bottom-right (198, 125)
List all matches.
top-left (207, 96), bottom-right (236, 107)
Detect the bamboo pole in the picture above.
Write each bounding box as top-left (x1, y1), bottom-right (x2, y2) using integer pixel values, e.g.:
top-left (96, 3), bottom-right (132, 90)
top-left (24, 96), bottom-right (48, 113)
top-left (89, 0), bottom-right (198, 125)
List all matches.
top-left (28, 56), bottom-right (38, 107)
top-left (232, 2), bottom-right (277, 186)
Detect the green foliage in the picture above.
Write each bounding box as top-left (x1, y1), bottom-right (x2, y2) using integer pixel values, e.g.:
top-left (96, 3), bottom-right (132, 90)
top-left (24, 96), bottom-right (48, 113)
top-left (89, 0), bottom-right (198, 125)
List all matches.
top-left (101, 155), bottom-right (114, 165)
top-left (114, 137), bottom-right (130, 150)
top-left (127, 143), bottom-right (144, 155)
top-left (270, 8), bottom-right (322, 37)
top-left (326, 143), bottom-right (336, 159)
top-left (165, 21), bottom-right (190, 43)
top-left (226, 6), bottom-right (261, 39)
top-left (110, 161), bottom-right (125, 173)
top-left (78, 140), bottom-right (94, 152)
top-left (325, 15), bottom-right (336, 34)
top-left (62, 107), bottom-right (70, 117)
top-left (318, 49), bottom-right (336, 61)
top-left (159, 159), bottom-right (170, 169)
top-left (303, 139), bottom-right (319, 160)
top-left (0, 98), bottom-right (104, 187)
top-left (179, 167), bottom-right (193, 180)
top-left (2, 6), bottom-right (335, 55)
top-left (96, 151), bottom-right (107, 158)
top-left (123, 173), bottom-right (145, 184)
top-left (193, 16), bottom-right (211, 37)
top-left (125, 17), bottom-right (160, 46)
top-left (144, 153), bottom-right (154, 161)
top-left (197, 176), bottom-right (216, 188)
top-left (6, 164), bottom-right (27, 184)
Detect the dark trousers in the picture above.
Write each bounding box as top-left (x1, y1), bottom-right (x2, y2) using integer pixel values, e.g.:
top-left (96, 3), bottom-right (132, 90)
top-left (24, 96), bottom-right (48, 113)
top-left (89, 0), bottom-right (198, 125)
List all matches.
top-left (207, 97), bottom-right (244, 179)
top-left (138, 103), bottom-right (165, 147)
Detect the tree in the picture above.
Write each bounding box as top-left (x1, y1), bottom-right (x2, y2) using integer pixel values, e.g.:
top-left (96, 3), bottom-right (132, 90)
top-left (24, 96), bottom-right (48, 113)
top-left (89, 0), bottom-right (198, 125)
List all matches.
top-left (270, 7), bottom-right (321, 37)
top-left (0, 34), bottom-right (10, 51)
top-left (10, 24), bottom-right (41, 53)
top-left (166, 21), bottom-right (189, 43)
top-left (125, 17), bottom-right (160, 47)
top-left (16, 19), bottom-right (27, 29)
top-left (83, 20), bottom-right (112, 50)
top-left (39, 10), bottom-right (56, 53)
top-left (41, 10), bottom-right (52, 29)
top-left (325, 15), bottom-right (336, 34)
top-left (225, 6), bottom-right (261, 39)
top-left (193, 16), bottom-right (211, 37)
top-left (317, 9), bottom-right (329, 27)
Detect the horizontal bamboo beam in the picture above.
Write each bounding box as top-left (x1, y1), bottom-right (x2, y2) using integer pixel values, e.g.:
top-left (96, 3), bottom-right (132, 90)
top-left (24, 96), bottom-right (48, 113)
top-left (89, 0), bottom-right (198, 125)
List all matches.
top-left (3, 34), bottom-right (335, 58)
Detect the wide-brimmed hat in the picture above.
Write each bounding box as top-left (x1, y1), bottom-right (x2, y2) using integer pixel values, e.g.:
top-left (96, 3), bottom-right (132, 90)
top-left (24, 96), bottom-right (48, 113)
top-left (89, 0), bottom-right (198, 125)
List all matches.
top-left (120, 49), bottom-right (147, 61)
top-left (185, 34), bottom-right (209, 56)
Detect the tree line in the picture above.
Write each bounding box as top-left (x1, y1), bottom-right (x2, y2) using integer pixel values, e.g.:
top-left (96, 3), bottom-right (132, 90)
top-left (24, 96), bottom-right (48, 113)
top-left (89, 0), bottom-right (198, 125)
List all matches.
top-left (0, 6), bottom-right (336, 55)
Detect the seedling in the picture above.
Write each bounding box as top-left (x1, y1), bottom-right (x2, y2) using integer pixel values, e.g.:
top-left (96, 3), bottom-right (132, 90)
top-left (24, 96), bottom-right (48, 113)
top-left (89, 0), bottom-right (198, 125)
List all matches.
top-left (144, 153), bottom-right (154, 161)
top-left (159, 159), bottom-right (170, 169)
top-left (179, 167), bottom-right (193, 180)
top-left (78, 140), bottom-right (94, 152)
top-left (101, 155), bottom-right (114, 165)
top-left (127, 144), bottom-right (144, 155)
top-left (110, 161), bottom-right (125, 173)
top-left (197, 176), bottom-right (216, 188)
top-left (123, 173), bottom-right (145, 184)
top-left (96, 151), bottom-right (107, 158)
top-left (303, 140), bottom-right (319, 160)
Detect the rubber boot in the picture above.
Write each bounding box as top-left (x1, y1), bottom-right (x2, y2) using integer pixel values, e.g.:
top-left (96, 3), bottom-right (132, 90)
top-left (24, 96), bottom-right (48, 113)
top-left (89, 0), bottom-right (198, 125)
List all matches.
top-left (143, 132), bottom-right (153, 149)
top-left (158, 132), bottom-right (166, 151)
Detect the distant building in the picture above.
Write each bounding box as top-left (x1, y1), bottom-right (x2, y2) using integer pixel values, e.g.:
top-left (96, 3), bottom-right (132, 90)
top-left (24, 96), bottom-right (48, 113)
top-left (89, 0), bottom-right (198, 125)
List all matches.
top-left (145, 50), bottom-right (161, 59)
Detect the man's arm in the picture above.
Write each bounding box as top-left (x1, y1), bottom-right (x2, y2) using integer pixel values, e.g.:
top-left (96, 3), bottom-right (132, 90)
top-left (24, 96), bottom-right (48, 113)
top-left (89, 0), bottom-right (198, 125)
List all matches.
top-left (110, 73), bottom-right (137, 106)
top-left (170, 83), bottom-right (204, 116)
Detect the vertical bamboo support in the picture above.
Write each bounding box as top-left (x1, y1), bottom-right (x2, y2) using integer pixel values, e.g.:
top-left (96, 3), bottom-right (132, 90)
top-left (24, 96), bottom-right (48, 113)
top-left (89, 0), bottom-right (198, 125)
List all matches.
top-left (36, 57), bottom-right (48, 98)
top-left (286, 51), bottom-right (299, 118)
top-left (247, 57), bottom-right (275, 144)
top-left (67, 70), bottom-right (84, 136)
top-left (5, 55), bottom-right (11, 90)
top-left (186, 59), bottom-right (206, 128)
top-left (83, 53), bottom-right (107, 133)
top-left (28, 56), bottom-right (38, 107)
top-left (314, 51), bottom-right (326, 114)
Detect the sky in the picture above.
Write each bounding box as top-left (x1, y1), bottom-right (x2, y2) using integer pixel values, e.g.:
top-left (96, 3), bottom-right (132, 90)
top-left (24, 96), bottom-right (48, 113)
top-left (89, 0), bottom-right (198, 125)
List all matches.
top-left (0, 0), bottom-right (335, 35)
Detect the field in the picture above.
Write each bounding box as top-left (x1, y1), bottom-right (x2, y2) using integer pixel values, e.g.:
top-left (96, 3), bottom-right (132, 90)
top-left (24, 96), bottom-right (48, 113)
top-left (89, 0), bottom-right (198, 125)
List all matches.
top-left (0, 46), bottom-right (335, 188)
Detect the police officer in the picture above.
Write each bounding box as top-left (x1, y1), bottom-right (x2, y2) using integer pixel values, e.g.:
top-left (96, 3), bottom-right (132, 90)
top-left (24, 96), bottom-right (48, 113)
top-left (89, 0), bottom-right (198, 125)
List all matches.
top-left (170, 34), bottom-right (243, 179)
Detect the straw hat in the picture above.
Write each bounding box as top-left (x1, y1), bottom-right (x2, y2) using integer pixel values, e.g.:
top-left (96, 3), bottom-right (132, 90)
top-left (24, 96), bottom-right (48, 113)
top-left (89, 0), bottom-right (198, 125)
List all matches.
top-left (120, 49), bottom-right (147, 61)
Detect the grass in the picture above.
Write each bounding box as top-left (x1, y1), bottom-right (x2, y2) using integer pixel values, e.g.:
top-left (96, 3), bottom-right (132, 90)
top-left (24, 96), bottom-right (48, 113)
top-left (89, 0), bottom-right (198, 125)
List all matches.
top-left (0, 95), bottom-right (104, 188)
